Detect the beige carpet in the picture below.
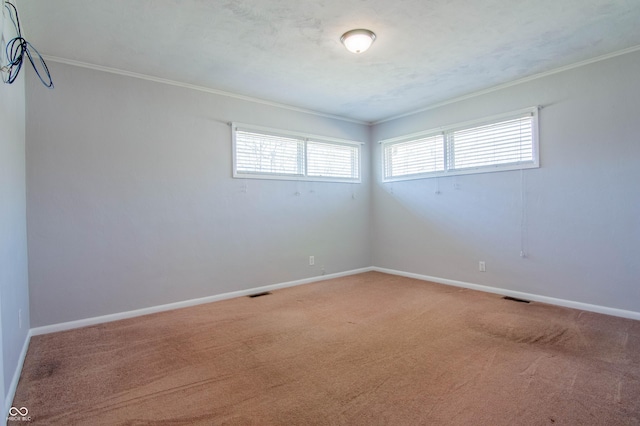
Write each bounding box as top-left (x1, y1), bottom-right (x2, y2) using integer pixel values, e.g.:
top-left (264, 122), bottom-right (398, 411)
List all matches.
top-left (11, 272), bottom-right (640, 425)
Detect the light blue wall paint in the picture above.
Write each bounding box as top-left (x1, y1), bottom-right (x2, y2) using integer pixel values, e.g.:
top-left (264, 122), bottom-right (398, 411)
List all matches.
top-left (26, 62), bottom-right (371, 327)
top-left (371, 50), bottom-right (640, 312)
top-left (0, 56), bottom-right (30, 411)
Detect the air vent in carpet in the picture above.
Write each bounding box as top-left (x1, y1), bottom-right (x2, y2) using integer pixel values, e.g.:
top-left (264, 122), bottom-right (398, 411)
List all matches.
top-left (503, 296), bottom-right (530, 303)
top-left (248, 292), bottom-right (272, 298)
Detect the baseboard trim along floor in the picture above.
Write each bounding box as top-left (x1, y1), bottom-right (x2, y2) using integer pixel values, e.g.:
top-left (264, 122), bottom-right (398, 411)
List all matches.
top-left (29, 267), bottom-right (374, 336)
top-left (31, 266), bottom-right (640, 336)
top-left (4, 330), bottom-right (31, 421)
top-left (372, 267), bottom-right (640, 321)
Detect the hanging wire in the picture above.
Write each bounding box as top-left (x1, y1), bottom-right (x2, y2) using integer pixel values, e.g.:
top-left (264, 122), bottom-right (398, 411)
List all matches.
top-left (520, 168), bottom-right (527, 258)
top-left (518, 117), bottom-right (528, 258)
top-left (1, 1), bottom-right (53, 88)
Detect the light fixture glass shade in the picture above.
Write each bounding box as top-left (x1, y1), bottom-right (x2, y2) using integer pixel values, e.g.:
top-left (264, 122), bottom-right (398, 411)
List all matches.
top-left (340, 29), bottom-right (376, 54)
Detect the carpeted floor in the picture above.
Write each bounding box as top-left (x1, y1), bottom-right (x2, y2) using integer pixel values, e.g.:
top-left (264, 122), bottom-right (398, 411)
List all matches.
top-left (11, 272), bottom-right (640, 425)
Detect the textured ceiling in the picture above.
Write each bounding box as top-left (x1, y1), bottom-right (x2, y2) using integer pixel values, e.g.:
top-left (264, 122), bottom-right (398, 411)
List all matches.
top-left (17, 0), bottom-right (640, 123)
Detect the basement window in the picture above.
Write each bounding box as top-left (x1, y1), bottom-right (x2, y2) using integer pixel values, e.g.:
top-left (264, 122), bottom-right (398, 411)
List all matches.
top-left (381, 108), bottom-right (539, 181)
top-left (232, 123), bottom-right (361, 183)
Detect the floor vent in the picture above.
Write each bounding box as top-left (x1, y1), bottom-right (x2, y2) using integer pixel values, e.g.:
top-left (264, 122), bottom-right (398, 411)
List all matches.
top-left (503, 296), bottom-right (531, 303)
top-left (248, 292), bottom-right (272, 298)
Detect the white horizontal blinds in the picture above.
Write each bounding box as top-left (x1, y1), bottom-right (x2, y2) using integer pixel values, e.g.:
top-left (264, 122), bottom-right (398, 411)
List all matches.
top-left (307, 141), bottom-right (359, 179)
top-left (384, 134), bottom-right (445, 179)
top-left (380, 108), bottom-right (539, 182)
top-left (450, 114), bottom-right (533, 170)
top-left (233, 124), bottom-right (361, 182)
top-left (235, 130), bottom-right (304, 176)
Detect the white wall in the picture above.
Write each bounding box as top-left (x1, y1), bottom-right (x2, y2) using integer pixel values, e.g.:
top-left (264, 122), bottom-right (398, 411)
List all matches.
top-left (26, 62), bottom-right (371, 327)
top-left (25, 47), bottom-right (640, 329)
top-left (0, 38), bottom-right (30, 417)
top-left (371, 50), bottom-right (640, 313)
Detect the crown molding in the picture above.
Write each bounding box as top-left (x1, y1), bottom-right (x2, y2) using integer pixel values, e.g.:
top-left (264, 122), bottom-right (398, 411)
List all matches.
top-left (373, 44), bottom-right (640, 125)
top-left (42, 43), bottom-right (640, 127)
top-left (42, 55), bottom-right (370, 126)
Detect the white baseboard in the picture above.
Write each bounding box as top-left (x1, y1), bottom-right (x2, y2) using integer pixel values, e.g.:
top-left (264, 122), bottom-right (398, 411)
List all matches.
top-left (4, 329), bottom-right (32, 420)
top-left (28, 266), bottom-right (640, 336)
top-left (372, 267), bottom-right (640, 321)
top-left (30, 267), bottom-right (374, 336)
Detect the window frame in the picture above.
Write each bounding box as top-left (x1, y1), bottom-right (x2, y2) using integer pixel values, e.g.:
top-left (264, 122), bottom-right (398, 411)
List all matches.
top-left (232, 122), bottom-right (362, 183)
top-left (380, 107), bottom-right (539, 182)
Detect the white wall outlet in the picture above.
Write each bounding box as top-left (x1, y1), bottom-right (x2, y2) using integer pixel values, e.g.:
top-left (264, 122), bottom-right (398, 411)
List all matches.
top-left (479, 261), bottom-right (486, 272)
top-left (309, 256), bottom-right (314, 266)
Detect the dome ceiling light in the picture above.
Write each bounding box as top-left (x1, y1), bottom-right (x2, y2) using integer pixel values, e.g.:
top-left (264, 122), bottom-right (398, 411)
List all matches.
top-left (340, 29), bottom-right (376, 54)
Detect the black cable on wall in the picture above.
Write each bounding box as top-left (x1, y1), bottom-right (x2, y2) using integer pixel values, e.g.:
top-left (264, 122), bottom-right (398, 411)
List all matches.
top-left (2, 1), bottom-right (53, 88)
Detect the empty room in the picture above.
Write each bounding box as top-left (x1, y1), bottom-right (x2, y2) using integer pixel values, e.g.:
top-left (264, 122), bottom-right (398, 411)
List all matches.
top-left (1, 0), bottom-right (639, 424)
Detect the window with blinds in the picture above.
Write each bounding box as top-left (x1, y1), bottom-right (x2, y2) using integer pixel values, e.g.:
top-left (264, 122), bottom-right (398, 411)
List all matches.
top-left (449, 115), bottom-right (533, 170)
top-left (233, 124), bottom-right (361, 182)
top-left (382, 108), bottom-right (538, 181)
top-left (235, 130), bottom-right (304, 176)
top-left (384, 134), bottom-right (444, 178)
top-left (307, 141), bottom-right (359, 179)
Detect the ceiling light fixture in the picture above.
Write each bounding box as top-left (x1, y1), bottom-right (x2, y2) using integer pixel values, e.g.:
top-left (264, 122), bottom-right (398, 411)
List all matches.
top-left (340, 29), bottom-right (376, 54)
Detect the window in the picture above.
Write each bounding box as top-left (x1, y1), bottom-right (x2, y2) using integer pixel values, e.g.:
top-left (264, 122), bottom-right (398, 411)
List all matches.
top-left (307, 141), bottom-right (359, 179)
top-left (235, 130), bottom-right (304, 176)
top-left (233, 123), bottom-right (361, 182)
top-left (381, 108), bottom-right (539, 181)
top-left (383, 134), bottom-right (444, 179)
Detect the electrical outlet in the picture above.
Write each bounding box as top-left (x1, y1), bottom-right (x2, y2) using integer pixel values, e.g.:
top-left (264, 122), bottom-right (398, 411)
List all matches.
top-left (479, 261), bottom-right (486, 272)
top-left (309, 256), bottom-right (315, 266)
